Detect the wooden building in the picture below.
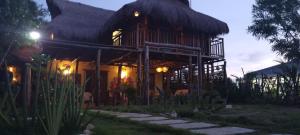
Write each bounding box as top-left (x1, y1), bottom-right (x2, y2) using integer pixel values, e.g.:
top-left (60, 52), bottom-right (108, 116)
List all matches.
top-left (38, 0), bottom-right (229, 105)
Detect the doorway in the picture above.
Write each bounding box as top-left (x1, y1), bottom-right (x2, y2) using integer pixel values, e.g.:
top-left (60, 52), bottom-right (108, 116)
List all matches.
top-left (85, 70), bottom-right (108, 106)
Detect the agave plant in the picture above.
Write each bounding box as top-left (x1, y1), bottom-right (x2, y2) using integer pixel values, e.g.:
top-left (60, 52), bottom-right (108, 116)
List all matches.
top-left (0, 56), bottom-right (92, 135)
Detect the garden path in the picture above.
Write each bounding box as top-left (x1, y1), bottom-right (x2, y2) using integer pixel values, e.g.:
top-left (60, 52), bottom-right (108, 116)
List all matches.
top-left (91, 110), bottom-right (292, 135)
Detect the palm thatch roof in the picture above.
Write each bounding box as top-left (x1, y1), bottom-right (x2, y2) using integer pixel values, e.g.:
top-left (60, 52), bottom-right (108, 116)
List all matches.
top-left (100, 0), bottom-right (229, 35)
top-left (46, 0), bottom-right (114, 42)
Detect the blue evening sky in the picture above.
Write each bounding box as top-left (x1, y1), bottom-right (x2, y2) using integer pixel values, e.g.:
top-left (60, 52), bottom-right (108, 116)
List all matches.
top-left (36, 0), bottom-right (281, 77)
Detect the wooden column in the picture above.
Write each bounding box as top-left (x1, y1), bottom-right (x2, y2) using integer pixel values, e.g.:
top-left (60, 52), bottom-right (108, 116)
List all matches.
top-left (96, 49), bottom-right (102, 106)
top-left (75, 59), bottom-right (80, 84)
top-left (276, 75), bottom-right (280, 100)
top-left (23, 63), bottom-right (32, 109)
top-left (117, 65), bottom-right (122, 86)
top-left (211, 63), bottom-right (214, 79)
top-left (144, 46), bottom-right (150, 105)
top-left (189, 56), bottom-right (193, 93)
top-left (197, 52), bottom-right (203, 98)
top-left (137, 53), bottom-right (142, 97)
top-left (136, 23), bottom-right (139, 48)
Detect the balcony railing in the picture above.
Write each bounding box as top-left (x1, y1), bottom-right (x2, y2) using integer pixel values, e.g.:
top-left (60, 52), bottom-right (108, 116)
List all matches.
top-left (114, 30), bottom-right (225, 58)
top-left (210, 38), bottom-right (224, 58)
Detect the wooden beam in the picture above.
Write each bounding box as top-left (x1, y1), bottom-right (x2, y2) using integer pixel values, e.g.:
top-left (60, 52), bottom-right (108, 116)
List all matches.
top-left (96, 49), bottom-right (102, 106)
top-left (189, 56), bottom-right (193, 93)
top-left (23, 63), bottom-right (32, 111)
top-left (144, 46), bottom-right (150, 105)
top-left (145, 41), bottom-right (201, 51)
top-left (41, 39), bottom-right (140, 52)
top-left (117, 64), bottom-right (122, 86)
top-left (75, 59), bottom-right (80, 84)
top-left (106, 52), bottom-right (133, 65)
top-left (197, 52), bottom-right (203, 98)
top-left (137, 53), bottom-right (142, 97)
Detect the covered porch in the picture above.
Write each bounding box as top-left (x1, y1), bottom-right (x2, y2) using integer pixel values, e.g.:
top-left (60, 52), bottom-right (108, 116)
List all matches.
top-left (41, 39), bottom-right (217, 106)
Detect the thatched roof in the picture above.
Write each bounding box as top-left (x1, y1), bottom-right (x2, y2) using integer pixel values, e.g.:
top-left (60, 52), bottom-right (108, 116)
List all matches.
top-left (46, 0), bottom-right (114, 42)
top-left (100, 0), bottom-right (229, 35)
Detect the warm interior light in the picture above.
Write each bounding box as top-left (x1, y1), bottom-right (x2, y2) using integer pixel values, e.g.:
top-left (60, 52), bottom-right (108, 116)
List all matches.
top-left (134, 11), bottom-right (140, 17)
top-left (112, 29), bottom-right (122, 46)
top-left (59, 62), bottom-right (72, 76)
top-left (156, 67), bottom-right (169, 73)
top-left (29, 31), bottom-right (41, 40)
top-left (156, 67), bottom-right (163, 73)
top-left (12, 77), bottom-right (17, 82)
top-left (162, 67), bottom-right (169, 73)
top-left (8, 67), bottom-right (14, 72)
top-left (63, 69), bottom-right (71, 76)
top-left (121, 68), bottom-right (128, 79)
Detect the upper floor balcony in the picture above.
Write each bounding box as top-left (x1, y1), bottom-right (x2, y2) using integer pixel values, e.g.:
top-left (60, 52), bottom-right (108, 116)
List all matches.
top-left (112, 29), bottom-right (224, 59)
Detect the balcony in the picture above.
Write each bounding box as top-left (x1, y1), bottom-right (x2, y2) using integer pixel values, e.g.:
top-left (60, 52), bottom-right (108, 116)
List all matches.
top-left (209, 38), bottom-right (224, 58)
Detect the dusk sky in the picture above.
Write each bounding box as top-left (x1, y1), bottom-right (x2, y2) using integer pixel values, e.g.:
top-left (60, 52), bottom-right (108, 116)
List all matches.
top-left (36, 0), bottom-right (281, 77)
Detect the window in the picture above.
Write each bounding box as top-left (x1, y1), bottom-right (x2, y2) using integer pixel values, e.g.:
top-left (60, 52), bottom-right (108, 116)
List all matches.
top-left (112, 29), bottom-right (122, 46)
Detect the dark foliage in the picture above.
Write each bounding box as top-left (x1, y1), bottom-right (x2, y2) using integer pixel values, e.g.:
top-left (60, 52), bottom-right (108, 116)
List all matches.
top-left (248, 0), bottom-right (300, 60)
top-left (0, 0), bottom-right (46, 64)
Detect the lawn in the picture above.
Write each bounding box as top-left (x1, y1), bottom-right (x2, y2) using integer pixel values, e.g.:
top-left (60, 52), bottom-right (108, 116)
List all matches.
top-left (102, 104), bottom-right (300, 134)
top-left (89, 113), bottom-right (197, 135)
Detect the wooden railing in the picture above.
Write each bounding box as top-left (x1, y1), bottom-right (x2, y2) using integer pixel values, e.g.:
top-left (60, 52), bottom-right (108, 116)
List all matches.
top-left (118, 30), bottom-right (224, 58)
top-left (210, 38), bottom-right (224, 58)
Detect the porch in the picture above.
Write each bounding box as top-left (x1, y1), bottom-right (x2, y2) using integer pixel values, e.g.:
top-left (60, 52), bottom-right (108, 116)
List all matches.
top-left (40, 38), bottom-right (226, 106)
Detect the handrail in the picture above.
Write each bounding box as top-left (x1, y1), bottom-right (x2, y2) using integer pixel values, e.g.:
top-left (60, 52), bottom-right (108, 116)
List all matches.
top-left (145, 41), bottom-right (201, 51)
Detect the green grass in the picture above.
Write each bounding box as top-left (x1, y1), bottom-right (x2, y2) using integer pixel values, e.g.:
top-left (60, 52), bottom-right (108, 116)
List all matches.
top-left (101, 104), bottom-right (300, 134)
top-left (89, 113), bottom-right (198, 135)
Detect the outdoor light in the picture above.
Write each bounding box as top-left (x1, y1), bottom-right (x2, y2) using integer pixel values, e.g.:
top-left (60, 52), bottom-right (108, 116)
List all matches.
top-left (162, 67), bottom-right (169, 73)
top-left (59, 64), bottom-right (72, 76)
top-left (8, 66), bottom-right (14, 72)
top-left (156, 67), bottom-right (169, 73)
top-left (29, 31), bottom-right (41, 40)
top-left (134, 11), bottom-right (140, 17)
top-left (63, 69), bottom-right (71, 76)
top-left (156, 67), bottom-right (163, 73)
top-left (121, 68), bottom-right (128, 79)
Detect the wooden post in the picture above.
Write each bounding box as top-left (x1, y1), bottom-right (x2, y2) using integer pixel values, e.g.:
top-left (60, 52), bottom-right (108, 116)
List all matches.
top-left (96, 49), bottom-right (102, 106)
top-left (197, 52), bottom-right (203, 98)
top-left (137, 53), bottom-right (142, 97)
top-left (276, 75), bottom-right (280, 101)
top-left (136, 23), bottom-right (140, 48)
top-left (24, 63), bottom-right (32, 109)
top-left (117, 65), bottom-right (122, 86)
top-left (189, 56), bottom-right (193, 93)
top-left (75, 59), bottom-right (80, 84)
top-left (144, 45), bottom-right (150, 105)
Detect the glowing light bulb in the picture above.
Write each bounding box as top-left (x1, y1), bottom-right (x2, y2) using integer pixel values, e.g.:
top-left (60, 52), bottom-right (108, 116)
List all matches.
top-left (29, 31), bottom-right (41, 40)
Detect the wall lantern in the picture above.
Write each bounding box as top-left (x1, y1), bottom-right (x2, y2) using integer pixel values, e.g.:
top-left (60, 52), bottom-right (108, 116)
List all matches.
top-left (162, 67), bottom-right (169, 73)
top-left (7, 66), bottom-right (18, 83)
top-left (156, 66), bottom-right (169, 73)
top-left (156, 67), bottom-right (163, 73)
top-left (134, 11), bottom-right (140, 17)
top-left (60, 65), bottom-right (72, 76)
top-left (121, 67), bottom-right (128, 79)
top-left (8, 66), bottom-right (14, 72)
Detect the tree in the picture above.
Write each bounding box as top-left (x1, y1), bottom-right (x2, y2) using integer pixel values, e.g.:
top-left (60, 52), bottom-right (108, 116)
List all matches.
top-left (248, 0), bottom-right (300, 60)
top-left (0, 0), bottom-right (46, 66)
